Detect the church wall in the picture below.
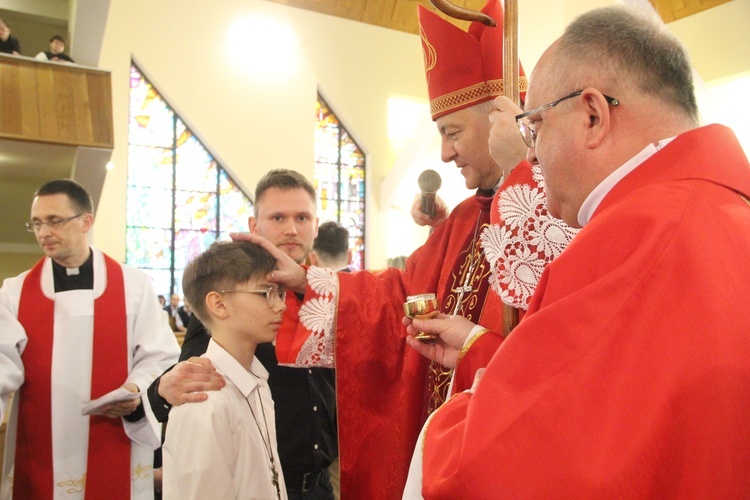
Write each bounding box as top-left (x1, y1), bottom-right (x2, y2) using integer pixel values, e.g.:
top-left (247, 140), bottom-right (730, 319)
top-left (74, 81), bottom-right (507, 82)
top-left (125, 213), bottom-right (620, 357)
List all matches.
top-left (95, 0), bottom-right (427, 269)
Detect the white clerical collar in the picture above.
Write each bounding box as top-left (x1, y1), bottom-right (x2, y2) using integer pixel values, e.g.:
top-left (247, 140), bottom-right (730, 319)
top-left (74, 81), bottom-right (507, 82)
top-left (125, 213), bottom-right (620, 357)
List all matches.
top-left (578, 136), bottom-right (677, 227)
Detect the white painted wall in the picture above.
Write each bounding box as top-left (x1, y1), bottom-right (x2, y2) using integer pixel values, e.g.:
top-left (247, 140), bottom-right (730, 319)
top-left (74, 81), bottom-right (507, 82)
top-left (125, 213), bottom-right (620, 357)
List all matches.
top-left (95, 0), bottom-right (426, 268)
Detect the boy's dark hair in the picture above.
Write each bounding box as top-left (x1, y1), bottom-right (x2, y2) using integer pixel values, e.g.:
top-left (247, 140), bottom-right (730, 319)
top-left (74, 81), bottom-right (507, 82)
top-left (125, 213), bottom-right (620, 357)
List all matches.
top-left (313, 221), bottom-right (349, 259)
top-left (49, 35), bottom-right (66, 44)
top-left (254, 169), bottom-right (315, 216)
top-left (35, 179), bottom-right (93, 214)
top-left (182, 241), bottom-right (277, 326)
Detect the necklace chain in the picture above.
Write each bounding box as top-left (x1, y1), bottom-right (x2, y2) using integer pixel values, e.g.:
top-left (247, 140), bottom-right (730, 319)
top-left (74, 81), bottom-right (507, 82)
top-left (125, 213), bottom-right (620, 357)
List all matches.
top-left (242, 382), bottom-right (282, 500)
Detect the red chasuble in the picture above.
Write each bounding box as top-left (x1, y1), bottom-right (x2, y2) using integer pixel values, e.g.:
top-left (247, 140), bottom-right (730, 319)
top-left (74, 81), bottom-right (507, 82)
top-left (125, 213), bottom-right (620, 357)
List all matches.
top-left (15, 255), bottom-right (131, 499)
top-left (274, 190), bottom-right (506, 500)
top-left (422, 124), bottom-right (750, 498)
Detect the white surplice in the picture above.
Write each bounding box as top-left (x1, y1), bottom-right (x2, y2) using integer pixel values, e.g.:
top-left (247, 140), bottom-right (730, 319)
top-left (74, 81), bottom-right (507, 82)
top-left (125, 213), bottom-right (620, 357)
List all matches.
top-left (0, 248), bottom-right (180, 499)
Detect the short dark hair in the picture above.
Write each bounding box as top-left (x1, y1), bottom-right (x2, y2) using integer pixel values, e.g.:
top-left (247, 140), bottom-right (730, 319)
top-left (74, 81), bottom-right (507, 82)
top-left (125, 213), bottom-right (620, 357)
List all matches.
top-left (313, 221), bottom-right (349, 259)
top-left (49, 35), bottom-right (65, 44)
top-left (182, 241), bottom-right (277, 327)
top-left (254, 169), bottom-right (316, 216)
top-left (35, 179), bottom-right (93, 214)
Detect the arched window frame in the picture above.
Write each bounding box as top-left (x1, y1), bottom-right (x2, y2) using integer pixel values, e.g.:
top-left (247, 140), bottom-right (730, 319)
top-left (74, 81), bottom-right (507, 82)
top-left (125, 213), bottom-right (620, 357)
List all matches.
top-left (314, 93), bottom-right (366, 270)
top-left (126, 63), bottom-right (253, 297)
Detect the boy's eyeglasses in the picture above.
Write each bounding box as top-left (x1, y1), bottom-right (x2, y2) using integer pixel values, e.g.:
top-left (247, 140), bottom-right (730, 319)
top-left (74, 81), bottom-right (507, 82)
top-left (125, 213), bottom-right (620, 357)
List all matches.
top-left (217, 286), bottom-right (286, 307)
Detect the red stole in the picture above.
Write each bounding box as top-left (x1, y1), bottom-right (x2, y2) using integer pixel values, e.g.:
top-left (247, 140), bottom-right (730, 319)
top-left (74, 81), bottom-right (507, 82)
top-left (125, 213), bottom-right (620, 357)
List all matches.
top-left (15, 254), bottom-right (131, 499)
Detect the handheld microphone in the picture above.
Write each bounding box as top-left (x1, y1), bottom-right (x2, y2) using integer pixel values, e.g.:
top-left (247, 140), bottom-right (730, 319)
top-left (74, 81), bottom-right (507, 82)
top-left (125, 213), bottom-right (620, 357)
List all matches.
top-left (418, 169), bottom-right (442, 217)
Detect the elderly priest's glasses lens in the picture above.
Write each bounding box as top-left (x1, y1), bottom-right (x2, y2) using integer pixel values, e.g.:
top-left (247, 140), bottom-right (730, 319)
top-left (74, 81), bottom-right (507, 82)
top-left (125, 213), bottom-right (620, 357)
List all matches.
top-left (514, 90), bottom-right (620, 148)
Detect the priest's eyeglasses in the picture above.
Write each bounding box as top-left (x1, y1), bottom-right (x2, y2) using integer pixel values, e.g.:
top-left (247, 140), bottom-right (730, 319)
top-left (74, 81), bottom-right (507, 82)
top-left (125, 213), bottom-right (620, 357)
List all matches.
top-left (25, 213), bottom-right (84, 233)
top-left (217, 286), bottom-right (287, 307)
top-left (515, 90), bottom-right (620, 148)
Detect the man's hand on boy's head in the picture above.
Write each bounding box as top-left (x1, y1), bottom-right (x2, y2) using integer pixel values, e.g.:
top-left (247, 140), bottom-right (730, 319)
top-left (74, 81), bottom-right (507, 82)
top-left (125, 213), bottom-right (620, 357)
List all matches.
top-left (157, 357), bottom-right (225, 406)
top-left (230, 232), bottom-right (308, 294)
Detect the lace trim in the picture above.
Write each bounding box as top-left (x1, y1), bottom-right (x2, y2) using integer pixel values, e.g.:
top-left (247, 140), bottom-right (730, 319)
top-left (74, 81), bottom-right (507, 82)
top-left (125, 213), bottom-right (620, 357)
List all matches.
top-left (296, 266), bottom-right (337, 366)
top-left (480, 166), bottom-right (578, 309)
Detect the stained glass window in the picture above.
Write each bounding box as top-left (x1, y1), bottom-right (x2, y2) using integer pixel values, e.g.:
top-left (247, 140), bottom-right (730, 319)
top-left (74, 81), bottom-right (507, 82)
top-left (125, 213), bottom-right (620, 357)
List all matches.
top-left (315, 94), bottom-right (366, 270)
top-left (127, 63), bottom-right (253, 298)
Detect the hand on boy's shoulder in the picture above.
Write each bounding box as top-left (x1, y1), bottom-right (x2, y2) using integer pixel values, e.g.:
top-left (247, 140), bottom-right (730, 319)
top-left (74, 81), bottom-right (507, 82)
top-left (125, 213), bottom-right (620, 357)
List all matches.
top-left (158, 357), bottom-right (225, 406)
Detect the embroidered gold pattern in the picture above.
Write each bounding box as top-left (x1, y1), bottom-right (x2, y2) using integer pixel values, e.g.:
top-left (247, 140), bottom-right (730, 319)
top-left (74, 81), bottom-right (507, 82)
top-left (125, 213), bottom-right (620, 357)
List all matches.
top-left (443, 223), bottom-right (491, 320)
top-left (427, 215), bottom-right (491, 414)
top-left (430, 77), bottom-right (529, 116)
top-left (426, 362), bottom-right (453, 414)
top-left (57, 473), bottom-right (85, 494)
top-left (132, 462), bottom-right (152, 481)
top-left (420, 25), bottom-right (437, 83)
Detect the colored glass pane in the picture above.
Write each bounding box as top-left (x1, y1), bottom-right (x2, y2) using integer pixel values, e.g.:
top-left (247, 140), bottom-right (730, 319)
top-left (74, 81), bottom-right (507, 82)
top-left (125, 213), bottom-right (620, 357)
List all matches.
top-left (125, 227), bottom-right (172, 268)
top-left (175, 190), bottom-right (217, 231)
top-left (220, 172), bottom-right (253, 233)
top-left (126, 186), bottom-right (173, 228)
top-left (127, 145), bottom-right (174, 191)
top-left (173, 229), bottom-right (215, 275)
top-left (175, 133), bottom-right (218, 191)
top-left (314, 94), bottom-right (365, 270)
top-left (129, 67), bottom-right (184, 148)
top-left (127, 63), bottom-right (253, 296)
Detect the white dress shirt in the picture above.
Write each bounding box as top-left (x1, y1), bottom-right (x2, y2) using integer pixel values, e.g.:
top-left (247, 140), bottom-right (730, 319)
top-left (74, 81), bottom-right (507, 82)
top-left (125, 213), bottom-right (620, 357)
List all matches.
top-left (163, 339), bottom-right (288, 499)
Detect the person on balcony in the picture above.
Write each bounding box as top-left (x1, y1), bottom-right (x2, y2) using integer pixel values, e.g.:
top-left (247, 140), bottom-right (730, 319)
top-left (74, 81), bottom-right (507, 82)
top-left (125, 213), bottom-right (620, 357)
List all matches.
top-left (35, 35), bottom-right (75, 63)
top-left (0, 19), bottom-right (21, 55)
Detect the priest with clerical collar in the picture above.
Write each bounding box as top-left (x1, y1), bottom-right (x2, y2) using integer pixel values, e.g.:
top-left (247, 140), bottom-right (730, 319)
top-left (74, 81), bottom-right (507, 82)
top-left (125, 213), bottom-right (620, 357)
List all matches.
top-left (0, 179), bottom-right (179, 499)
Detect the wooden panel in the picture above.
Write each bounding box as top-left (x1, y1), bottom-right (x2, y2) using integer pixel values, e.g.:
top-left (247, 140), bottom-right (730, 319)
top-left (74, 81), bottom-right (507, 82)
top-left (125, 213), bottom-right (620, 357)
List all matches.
top-left (87, 73), bottom-right (114, 148)
top-left (0, 60), bottom-right (41, 139)
top-left (35, 65), bottom-right (61, 143)
top-left (19, 64), bottom-right (40, 137)
top-left (53, 70), bottom-right (80, 144)
top-left (71, 72), bottom-right (95, 144)
top-left (267, 0), bottom-right (729, 33)
top-left (0, 56), bottom-right (113, 149)
top-left (649, 0), bottom-right (732, 22)
top-left (0, 61), bottom-right (24, 136)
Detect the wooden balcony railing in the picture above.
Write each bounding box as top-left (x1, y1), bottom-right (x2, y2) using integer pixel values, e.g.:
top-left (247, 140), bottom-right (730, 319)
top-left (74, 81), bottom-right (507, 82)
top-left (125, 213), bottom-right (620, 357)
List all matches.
top-left (0, 54), bottom-right (113, 149)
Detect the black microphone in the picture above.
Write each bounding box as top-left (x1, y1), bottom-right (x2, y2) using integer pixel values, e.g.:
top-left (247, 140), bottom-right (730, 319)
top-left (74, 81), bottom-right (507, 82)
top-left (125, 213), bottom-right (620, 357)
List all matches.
top-left (418, 169), bottom-right (442, 217)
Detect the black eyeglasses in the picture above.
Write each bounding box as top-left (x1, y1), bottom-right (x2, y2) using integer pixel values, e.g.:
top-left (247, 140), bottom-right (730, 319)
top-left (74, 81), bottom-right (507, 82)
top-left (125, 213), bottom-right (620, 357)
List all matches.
top-left (217, 285), bottom-right (287, 307)
top-left (515, 90), bottom-right (620, 148)
top-left (25, 213), bottom-right (84, 233)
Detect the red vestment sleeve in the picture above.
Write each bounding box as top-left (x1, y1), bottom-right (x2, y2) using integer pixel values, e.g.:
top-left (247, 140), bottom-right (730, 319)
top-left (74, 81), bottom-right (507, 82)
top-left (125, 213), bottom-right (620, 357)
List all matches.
top-left (451, 329), bottom-right (503, 393)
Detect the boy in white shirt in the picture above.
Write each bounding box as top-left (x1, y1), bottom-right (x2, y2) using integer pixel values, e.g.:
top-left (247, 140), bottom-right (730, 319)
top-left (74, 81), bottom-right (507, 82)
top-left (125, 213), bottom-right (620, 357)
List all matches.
top-left (162, 241), bottom-right (288, 499)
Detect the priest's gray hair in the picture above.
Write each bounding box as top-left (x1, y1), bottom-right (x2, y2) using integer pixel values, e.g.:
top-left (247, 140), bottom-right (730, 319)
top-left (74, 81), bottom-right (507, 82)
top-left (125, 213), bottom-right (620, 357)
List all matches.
top-left (555, 5), bottom-right (698, 123)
